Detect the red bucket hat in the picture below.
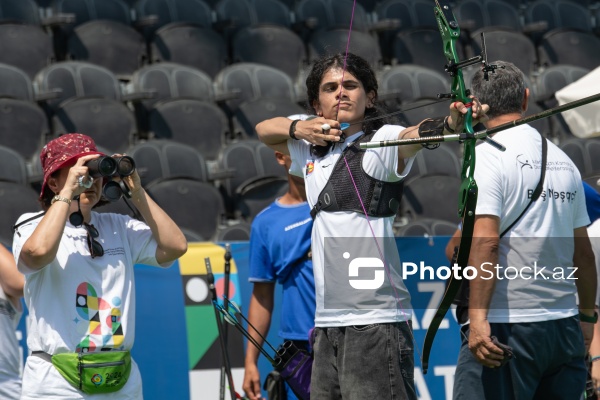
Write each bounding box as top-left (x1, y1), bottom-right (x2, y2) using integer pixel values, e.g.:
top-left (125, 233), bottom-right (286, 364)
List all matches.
top-left (39, 133), bottom-right (105, 199)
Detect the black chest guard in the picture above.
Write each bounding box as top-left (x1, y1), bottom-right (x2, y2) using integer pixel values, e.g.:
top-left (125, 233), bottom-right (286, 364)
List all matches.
top-left (310, 132), bottom-right (404, 219)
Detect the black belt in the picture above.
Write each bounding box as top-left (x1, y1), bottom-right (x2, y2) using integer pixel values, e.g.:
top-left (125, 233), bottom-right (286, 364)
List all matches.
top-left (31, 351), bottom-right (53, 362)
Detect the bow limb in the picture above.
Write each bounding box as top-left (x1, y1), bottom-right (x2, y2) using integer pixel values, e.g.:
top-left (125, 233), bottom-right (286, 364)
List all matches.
top-left (421, 0), bottom-right (479, 375)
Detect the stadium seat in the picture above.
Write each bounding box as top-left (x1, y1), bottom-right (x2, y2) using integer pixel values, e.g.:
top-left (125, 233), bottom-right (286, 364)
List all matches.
top-left (217, 140), bottom-right (286, 213)
top-left (150, 24), bottom-right (229, 79)
top-left (126, 139), bottom-right (209, 187)
top-left (407, 143), bottom-right (462, 180)
top-left (51, 0), bottom-right (131, 27)
top-left (0, 98), bottom-right (50, 160)
top-left (127, 63), bottom-right (220, 135)
top-left (0, 63), bottom-right (36, 101)
top-left (50, 0), bottom-right (132, 58)
top-left (375, 0), bottom-right (437, 63)
top-left (215, 221), bottom-right (252, 242)
top-left (235, 175), bottom-right (289, 221)
top-left (455, 0), bottom-right (523, 33)
top-left (214, 62), bottom-right (297, 115)
top-left (214, 0), bottom-right (293, 37)
top-left (0, 145), bottom-right (28, 184)
top-left (524, 0), bottom-right (594, 37)
top-left (147, 98), bottom-right (229, 160)
top-left (401, 174), bottom-right (461, 223)
top-left (559, 137), bottom-right (600, 176)
top-left (391, 28), bottom-right (450, 72)
top-left (232, 97), bottom-right (305, 139)
top-left (536, 29), bottom-right (600, 71)
top-left (65, 20), bottom-right (147, 80)
top-left (307, 29), bottom-right (383, 71)
top-left (0, 24), bottom-right (54, 79)
top-left (34, 61), bottom-right (124, 113)
top-left (0, 182), bottom-right (42, 247)
top-left (533, 64), bottom-right (590, 141)
top-left (0, 0), bottom-right (47, 25)
top-left (586, 139), bottom-right (600, 174)
top-left (231, 25), bottom-right (307, 80)
top-left (378, 64), bottom-right (449, 109)
top-left (51, 97), bottom-right (137, 154)
top-left (133, 0), bottom-right (214, 40)
top-left (145, 178), bottom-right (226, 241)
top-left (294, 0), bottom-right (370, 36)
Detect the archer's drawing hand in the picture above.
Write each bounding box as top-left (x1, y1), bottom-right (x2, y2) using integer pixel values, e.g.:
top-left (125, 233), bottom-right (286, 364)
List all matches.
top-left (296, 117), bottom-right (343, 146)
top-left (446, 98), bottom-right (490, 133)
top-left (242, 362), bottom-right (263, 400)
top-left (468, 319), bottom-right (505, 368)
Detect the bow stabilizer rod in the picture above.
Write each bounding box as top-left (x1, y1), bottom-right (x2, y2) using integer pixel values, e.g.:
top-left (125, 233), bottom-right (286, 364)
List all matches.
top-left (359, 91), bottom-right (600, 150)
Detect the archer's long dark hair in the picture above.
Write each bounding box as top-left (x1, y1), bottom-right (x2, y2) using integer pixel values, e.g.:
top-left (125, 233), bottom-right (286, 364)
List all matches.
top-left (306, 53), bottom-right (390, 157)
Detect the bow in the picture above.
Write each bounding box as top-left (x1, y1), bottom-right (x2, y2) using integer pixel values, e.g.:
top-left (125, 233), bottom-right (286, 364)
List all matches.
top-left (419, 0), bottom-right (481, 375)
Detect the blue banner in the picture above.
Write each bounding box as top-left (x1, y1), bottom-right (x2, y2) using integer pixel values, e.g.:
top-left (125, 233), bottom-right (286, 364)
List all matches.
top-left (16, 236), bottom-right (461, 400)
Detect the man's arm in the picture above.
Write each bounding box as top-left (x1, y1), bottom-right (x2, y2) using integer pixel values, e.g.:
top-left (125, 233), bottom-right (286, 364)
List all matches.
top-left (574, 226), bottom-right (597, 350)
top-left (243, 282), bottom-right (276, 400)
top-left (467, 215), bottom-right (506, 367)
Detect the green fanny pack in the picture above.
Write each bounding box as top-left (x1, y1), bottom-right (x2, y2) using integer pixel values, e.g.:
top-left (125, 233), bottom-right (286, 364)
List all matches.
top-left (35, 350), bottom-right (131, 394)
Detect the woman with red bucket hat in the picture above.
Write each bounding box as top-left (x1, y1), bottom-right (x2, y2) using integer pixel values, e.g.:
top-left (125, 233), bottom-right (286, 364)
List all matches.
top-left (11, 133), bottom-right (187, 399)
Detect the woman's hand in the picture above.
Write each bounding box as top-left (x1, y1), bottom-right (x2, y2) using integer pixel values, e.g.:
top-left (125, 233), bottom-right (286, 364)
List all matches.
top-left (61, 154), bottom-right (102, 199)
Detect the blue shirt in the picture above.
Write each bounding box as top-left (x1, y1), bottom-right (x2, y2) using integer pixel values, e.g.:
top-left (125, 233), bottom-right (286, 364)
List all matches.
top-left (584, 181), bottom-right (600, 223)
top-left (249, 200), bottom-right (315, 340)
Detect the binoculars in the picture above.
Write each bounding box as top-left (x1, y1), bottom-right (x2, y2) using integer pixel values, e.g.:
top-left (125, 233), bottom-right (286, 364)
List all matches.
top-left (85, 155), bottom-right (136, 202)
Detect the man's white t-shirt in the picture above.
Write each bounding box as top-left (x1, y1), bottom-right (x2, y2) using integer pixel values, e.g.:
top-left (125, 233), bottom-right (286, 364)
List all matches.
top-left (474, 125), bottom-right (590, 323)
top-left (288, 125), bottom-right (415, 327)
top-left (12, 211), bottom-right (168, 399)
top-left (0, 285), bottom-right (22, 399)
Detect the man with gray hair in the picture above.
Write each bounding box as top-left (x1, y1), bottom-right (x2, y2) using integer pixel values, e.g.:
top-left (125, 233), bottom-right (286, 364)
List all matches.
top-left (452, 61), bottom-right (597, 399)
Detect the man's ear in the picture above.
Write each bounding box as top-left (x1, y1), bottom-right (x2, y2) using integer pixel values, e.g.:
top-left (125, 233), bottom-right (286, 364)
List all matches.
top-left (522, 88), bottom-right (530, 113)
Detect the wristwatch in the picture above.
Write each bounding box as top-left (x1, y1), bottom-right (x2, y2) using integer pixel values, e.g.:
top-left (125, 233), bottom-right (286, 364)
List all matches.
top-left (51, 195), bottom-right (72, 205)
top-left (579, 311), bottom-right (598, 323)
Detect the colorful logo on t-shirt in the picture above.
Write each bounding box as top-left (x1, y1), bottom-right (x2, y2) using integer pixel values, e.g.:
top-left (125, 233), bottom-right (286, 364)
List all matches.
top-left (74, 282), bottom-right (124, 352)
top-left (306, 161), bottom-right (314, 175)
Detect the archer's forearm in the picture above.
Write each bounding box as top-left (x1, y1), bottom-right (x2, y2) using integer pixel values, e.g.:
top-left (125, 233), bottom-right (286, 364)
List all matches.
top-left (468, 236), bottom-right (500, 322)
top-left (244, 284), bottom-right (275, 365)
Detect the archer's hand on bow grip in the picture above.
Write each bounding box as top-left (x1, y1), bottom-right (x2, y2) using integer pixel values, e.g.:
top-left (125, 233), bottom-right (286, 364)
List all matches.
top-left (446, 98), bottom-right (490, 133)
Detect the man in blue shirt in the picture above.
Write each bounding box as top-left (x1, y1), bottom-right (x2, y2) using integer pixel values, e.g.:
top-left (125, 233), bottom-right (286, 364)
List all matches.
top-left (242, 151), bottom-right (315, 400)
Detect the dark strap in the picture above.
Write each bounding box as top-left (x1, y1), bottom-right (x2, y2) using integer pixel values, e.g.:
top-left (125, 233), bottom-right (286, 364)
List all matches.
top-left (500, 136), bottom-right (548, 237)
top-left (12, 211), bottom-right (46, 236)
top-left (31, 351), bottom-right (52, 362)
